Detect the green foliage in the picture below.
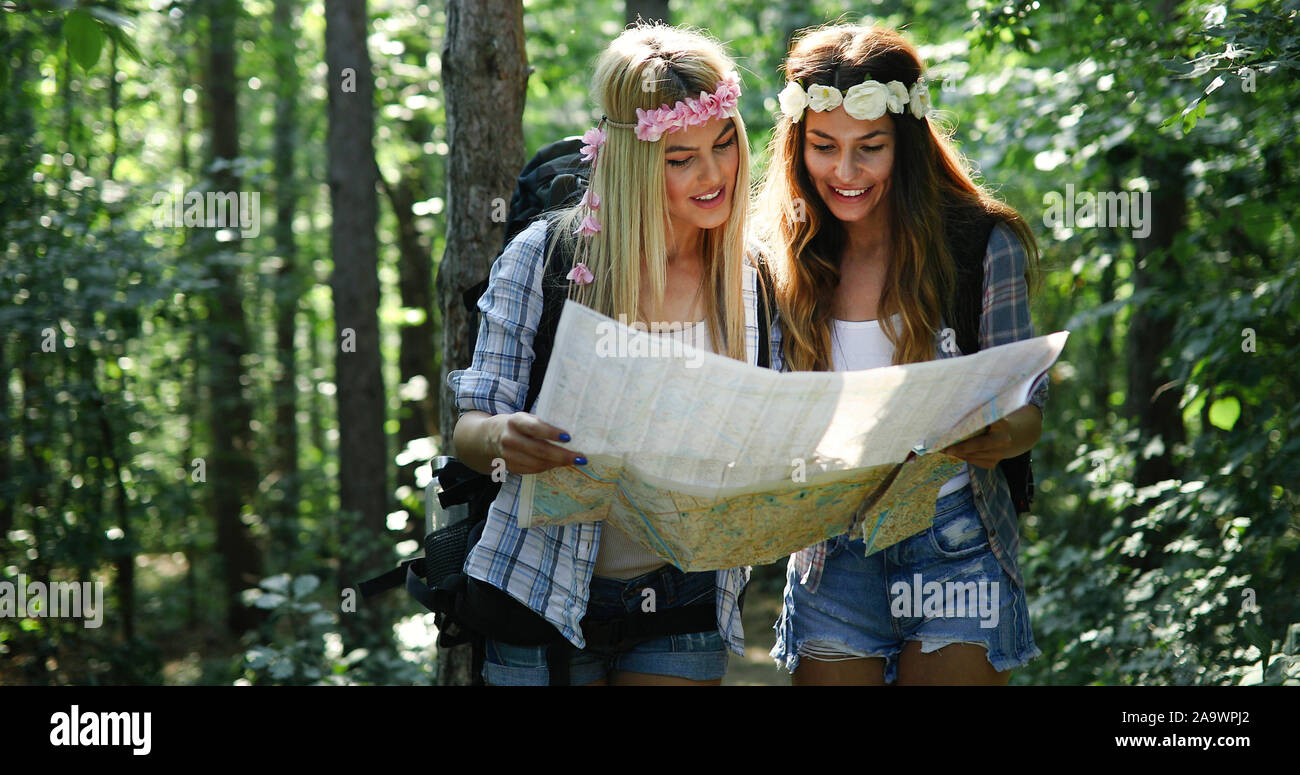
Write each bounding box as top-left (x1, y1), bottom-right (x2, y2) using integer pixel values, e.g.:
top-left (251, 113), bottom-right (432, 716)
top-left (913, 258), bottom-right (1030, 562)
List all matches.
top-left (237, 573), bottom-right (435, 686)
top-left (1158, 1), bottom-right (1300, 132)
top-left (966, 0), bottom-right (1300, 685)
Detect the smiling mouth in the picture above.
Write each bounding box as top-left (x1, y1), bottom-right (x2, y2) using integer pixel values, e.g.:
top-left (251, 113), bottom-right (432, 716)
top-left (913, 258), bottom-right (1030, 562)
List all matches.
top-left (691, 186), bottom-right (724, 201)
top-left (831, 185), bottom-right (874, 198)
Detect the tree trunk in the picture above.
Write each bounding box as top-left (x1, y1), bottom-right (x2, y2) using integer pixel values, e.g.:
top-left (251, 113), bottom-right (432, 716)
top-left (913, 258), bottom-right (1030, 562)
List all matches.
top-left (0, 336), bottom-right (11, 538)
top-left (271, 0), bottom-right (303, 562)
top-left (1126, 150), bottom-right (1189, 491)
top-left (380, 170), bottom-right (436, 509)
top-left (437, 0), bottom-right (528, 686)
top-left (1124, 148), bottom-right (1190, 574)
top-left (204, 0), bottom-right (265, 634)
top-left (325, 0), bottom-right (391, 647)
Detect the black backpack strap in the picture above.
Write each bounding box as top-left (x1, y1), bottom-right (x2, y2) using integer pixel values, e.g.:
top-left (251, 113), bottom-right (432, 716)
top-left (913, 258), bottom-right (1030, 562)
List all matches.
top-left (945, 205), bottom-right (1033, 514)
top-left (357, 558), bottom-right (420, 599)
top-left (946, 205), bottom-right (997, 359)
top-left (524, 215), bottom-right (576, 412)
top-left (752, 257), bottom-right (775, 369)
top-left (546, 643), bottom-right (573, 686)
top-left (1000, 453), bottom-right (1034, 514)
top-left (581, 601), bottom-right (718, 650)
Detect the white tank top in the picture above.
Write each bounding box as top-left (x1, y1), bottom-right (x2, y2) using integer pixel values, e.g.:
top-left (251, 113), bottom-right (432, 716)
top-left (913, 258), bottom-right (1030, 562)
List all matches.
top-left (830, 318), bottom-right (970, 498)
top-left (593, 320), bottom-right (714, 579)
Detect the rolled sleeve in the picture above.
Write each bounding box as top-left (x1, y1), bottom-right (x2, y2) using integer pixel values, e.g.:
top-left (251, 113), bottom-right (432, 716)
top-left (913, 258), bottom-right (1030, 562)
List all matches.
top-left (445, 219), bottom-right (549, 416)
top-left (981, 221), bottom-right (1048, 411)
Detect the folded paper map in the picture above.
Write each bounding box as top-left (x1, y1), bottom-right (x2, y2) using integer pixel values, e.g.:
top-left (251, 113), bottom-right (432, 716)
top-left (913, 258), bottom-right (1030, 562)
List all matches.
top-left (517, 300), bottom-right (1068, 571)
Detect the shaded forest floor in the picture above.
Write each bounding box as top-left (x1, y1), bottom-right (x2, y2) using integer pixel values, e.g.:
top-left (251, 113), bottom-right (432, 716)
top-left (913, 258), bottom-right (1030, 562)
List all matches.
top-left (722, 561), bottom-right (788, 686)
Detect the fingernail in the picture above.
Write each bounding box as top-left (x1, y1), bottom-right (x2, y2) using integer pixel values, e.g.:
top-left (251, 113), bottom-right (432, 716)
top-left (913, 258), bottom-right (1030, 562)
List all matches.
top-left (559, 432), bottom-right (571, 442)
top-left (574, 456), bottom-right (587, 465)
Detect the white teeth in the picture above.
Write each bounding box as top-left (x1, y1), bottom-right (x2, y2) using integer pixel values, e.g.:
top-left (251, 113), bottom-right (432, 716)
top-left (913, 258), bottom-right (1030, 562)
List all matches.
top-left (833, 186), bottom-right (870, 197)
top-left (693, 188), bottom-right (722, 201)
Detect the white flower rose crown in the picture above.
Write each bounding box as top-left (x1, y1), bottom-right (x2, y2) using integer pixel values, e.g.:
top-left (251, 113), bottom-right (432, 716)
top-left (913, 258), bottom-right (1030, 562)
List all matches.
top-left (777, 76), bottom-right (932, 123)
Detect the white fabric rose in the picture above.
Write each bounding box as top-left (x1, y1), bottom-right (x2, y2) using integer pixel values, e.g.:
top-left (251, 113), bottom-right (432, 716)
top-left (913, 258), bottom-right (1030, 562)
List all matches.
top-left (885, 81), bottom-right (910, 114)
top-left (908, 80), bottom-right (932, 119)
top-left (842, 80), bottom-right (888, 121)
top-left (778, 81), bottom-right (808, 122)
top-left (806, 84), bottom-right (843, 113)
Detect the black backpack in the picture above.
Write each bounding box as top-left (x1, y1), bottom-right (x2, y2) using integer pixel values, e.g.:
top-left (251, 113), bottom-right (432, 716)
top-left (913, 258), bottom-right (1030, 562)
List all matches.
top-left (359, 137), bottom-right (774, 685)
top-left (944, 203), bottom-right (1035, 515)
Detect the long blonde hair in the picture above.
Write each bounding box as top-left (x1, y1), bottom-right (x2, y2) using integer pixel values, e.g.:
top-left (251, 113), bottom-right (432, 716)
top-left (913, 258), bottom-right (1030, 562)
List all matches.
top-left (755, 24), bottom-right (1039, 372)
top-left (549, 23), bottom-right (751, 362)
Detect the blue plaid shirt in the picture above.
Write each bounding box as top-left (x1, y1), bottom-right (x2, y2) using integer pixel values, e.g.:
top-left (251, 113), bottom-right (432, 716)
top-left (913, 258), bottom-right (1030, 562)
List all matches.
top-left (790, 221), bottom-right (1049, 591)
top-left (447, 219), bottom-right (773, 656)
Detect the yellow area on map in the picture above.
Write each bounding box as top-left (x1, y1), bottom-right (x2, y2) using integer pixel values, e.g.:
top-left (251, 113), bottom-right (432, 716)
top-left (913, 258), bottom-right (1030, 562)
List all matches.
top-left (527, 452), bottom-right (965, 570)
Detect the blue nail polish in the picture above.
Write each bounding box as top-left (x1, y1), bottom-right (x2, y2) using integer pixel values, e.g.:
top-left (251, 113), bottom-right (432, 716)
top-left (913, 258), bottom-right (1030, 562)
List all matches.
top-left (559, 432), bottom-right (571, 442)
top-left (574, 456), bottom-right (587, 465)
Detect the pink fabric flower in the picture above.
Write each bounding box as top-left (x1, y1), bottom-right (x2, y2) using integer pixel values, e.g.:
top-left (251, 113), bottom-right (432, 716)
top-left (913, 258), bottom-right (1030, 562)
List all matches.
top-left (696, 91), bottom-right (720, 119)
top-left (566, 262), bottom-right (594, 285)
top-left (579, 127), bottom-right (607, 164)
top-left (634, 107), bottom-right (667, 142)
top-left (579, 189), bottom-right (600, 210)
top-left (573, 214), bottom-right (601, 237)
top-left (632, 71), bottom-right (743, 142)
top-left (683, 96), bottom-right (709, 126)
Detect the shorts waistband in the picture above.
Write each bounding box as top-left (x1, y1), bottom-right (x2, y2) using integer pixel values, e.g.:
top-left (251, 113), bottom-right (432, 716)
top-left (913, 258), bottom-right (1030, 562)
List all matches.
top-left (934, 481), bottom-right (975, 515)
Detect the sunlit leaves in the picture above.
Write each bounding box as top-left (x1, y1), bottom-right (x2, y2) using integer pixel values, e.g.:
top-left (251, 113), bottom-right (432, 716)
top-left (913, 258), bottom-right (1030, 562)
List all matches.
top-left (63, 10), bottom-right (104, 70)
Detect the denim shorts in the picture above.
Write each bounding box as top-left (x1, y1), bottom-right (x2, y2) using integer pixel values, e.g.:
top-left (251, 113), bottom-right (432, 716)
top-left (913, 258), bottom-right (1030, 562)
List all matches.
top-left (482, 565), bottom-right (729, 686)
top-left (771, 484), bottom-right (1040, 682)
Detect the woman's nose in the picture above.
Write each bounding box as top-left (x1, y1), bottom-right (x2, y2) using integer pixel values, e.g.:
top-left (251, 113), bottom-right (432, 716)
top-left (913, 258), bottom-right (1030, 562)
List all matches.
top-left (697, 152), bottom-right (723, 189)
top-left (835, 151), bottom-right (859, 184)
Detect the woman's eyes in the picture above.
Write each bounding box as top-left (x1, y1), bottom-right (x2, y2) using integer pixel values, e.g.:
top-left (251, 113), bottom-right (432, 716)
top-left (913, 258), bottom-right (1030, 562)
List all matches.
top-left (811, 144), bottom-right (885, 153)
top-left (667, 137), bottom-right (737, 167)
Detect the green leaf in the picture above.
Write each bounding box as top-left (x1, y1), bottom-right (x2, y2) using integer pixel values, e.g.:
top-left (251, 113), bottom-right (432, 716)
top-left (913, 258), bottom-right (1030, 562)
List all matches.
top-left (88, 6), bottom-right (137, 30)
top-left (104, 25), bottom-right (148, 68)
top-left (292, 574), bottom-right (320, 597)
top-left (64, 10), bottom-right (104, 70)
top-left (1208, 397), bottom-right (1241, 430)
top-left (244, 646), bottom-right (273, 670)
top-left (253, 592), bottom-right (287, 609)
top-left (260, 573), bottom-right (291, 593)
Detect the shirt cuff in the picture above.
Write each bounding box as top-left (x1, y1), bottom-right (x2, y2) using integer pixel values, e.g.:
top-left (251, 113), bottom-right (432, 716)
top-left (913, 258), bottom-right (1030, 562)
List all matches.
top-left (447, 368), bottom-right (528, 417)
top-left (1028, 373), bottom-right (1049, 412)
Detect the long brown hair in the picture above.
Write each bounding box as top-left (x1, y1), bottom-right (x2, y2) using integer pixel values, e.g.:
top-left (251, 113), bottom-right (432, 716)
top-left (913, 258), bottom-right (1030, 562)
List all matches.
top-left (755, 24), bottom-right (1039, 372)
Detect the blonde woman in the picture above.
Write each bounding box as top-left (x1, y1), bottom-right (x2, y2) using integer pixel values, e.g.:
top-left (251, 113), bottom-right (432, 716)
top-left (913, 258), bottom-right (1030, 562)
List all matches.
top-left (448, 23), bottom-right (770, 686)
top-left (758, 23), bottom-right (1048, 685)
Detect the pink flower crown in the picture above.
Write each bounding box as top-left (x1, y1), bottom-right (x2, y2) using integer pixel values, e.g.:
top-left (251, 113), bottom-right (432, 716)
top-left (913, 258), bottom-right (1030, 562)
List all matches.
top-left (607, 70), bottom-right (743, 142)
top-left (566, 71), bottom-right (743, 284)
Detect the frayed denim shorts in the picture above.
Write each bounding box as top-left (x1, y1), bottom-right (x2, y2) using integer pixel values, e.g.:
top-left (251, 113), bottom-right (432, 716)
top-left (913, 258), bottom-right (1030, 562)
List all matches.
top-left (771, 484), bottom-right (1040, 682)
top-left (482, 565), bottom-right (728, 686)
